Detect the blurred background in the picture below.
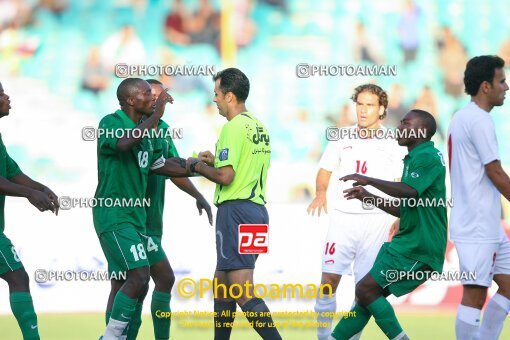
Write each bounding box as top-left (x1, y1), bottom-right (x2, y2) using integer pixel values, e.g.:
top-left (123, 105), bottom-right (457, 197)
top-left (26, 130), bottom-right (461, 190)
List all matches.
top-left (1, 0), bottom-right (510, 339)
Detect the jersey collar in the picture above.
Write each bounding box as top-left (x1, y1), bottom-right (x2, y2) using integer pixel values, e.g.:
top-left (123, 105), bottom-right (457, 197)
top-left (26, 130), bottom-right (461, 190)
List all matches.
top-left (406, 140), bottom-right (434, 159)
top-left (115, 109), bottom-right (138, 129)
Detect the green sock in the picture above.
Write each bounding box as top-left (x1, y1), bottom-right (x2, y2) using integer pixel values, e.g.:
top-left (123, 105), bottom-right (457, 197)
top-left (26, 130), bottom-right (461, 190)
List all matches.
top-left (110, 291), bottom-right (137, 323)
top-left (126, 302), bottom-right (143, 340)
top-left (331, 303), bottom-right (371, 340)
top-left (151, 290), bottom-right (171, 340)
top-left (10, 292), bottom-right (40, 340)
top-left (105, 311), bottom-right (112, 326)
top-left (367, 297), bottom-right (403, 339)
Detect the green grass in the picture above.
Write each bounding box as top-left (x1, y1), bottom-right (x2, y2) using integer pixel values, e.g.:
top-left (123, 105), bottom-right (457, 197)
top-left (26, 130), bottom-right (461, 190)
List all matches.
top-left (1, 312), bottom-right (509, 339)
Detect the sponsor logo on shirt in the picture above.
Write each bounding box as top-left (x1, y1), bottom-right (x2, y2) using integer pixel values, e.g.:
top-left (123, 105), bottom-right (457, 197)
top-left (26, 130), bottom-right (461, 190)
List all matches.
top-left (411, 172), bottom-right (419, 178)
top-left (219, 148), bottom-right (229, 161)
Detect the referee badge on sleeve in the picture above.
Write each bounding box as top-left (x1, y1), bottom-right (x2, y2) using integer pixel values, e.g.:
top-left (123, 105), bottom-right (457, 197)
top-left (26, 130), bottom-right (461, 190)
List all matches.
top-left (219, 148), bottom-right (229, 161)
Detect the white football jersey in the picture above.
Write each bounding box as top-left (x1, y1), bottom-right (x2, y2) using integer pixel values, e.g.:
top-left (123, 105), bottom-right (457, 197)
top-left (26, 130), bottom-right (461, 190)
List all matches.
top-left (318, 125), bottom-right (407, 214)
top-left (448, 102), bottom-right (501, 242)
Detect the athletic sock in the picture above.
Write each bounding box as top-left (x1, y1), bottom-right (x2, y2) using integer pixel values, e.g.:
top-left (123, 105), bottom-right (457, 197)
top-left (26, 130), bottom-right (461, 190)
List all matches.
top-left (126, 302), bottom-right (143, 340)
top-left (214, 299), bottom-right (237, 339)
top-left (314, 293), bottom-right (336, 340)
top-left (330, 303), bottom-right (371, 340)
top-left (455, 304), bottom-right (481, 340)
top-left (366, 297), bottom-right (404, 339)
top-left (478, 293), bottom-right (510, 339)
top-left (151, 290), bottom-right (171, 340)
top-left (103, 291), bottom-right (137, 339)
top-left (10, 292), bottom-right (40, 340)
top-left (241, 298), bottom-right (282, 340)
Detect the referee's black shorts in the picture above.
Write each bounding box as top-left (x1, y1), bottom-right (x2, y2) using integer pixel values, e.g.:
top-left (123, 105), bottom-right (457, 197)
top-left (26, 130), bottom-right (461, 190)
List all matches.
top-left (215, 200), bottom-right (268, 271)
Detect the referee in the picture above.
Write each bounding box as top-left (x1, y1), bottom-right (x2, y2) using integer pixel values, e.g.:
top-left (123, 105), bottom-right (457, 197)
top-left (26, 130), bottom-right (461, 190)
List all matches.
top-left (187, 68), bottom-right (281, 340)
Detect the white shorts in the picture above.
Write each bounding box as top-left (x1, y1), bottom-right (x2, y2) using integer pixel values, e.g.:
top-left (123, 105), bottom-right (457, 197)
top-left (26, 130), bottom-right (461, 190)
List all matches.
top-left (454, 235), bottom-right (510, 287)
top-left (321, 210), bottom-right (395, 283)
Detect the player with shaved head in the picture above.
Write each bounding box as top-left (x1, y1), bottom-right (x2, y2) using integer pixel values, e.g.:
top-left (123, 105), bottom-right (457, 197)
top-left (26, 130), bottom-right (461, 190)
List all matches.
top-left (330, 109), bottom-right (447, 340)
top-left (94, 78), bottom-right (201, 339)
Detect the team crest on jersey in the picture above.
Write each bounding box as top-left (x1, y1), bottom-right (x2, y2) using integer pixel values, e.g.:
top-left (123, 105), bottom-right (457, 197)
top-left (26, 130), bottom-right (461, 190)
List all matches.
top-left (219, 148), bottom-right (229, 161)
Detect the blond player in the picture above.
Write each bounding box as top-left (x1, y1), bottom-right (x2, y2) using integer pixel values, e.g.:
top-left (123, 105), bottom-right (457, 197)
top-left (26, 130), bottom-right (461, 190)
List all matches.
top-left (307, 84), bottom-right (406, 340)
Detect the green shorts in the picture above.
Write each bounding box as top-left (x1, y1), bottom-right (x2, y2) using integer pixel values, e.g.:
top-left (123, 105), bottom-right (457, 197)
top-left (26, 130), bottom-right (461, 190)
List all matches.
top-left (99, 227), bottom-right (149, 277)
top-left (370, 242), bottom-right (431, 297)
top-left (144, 235), bottom-right (167, 266)
top-left (0, 233), bottom-right (23, 275)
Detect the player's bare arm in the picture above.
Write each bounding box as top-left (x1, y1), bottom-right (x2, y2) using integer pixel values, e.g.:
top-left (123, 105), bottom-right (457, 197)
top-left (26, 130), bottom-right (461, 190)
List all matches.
top-left (198, 150), bottom-right (215, 166)
top-left (185, 158), bottom-right (234, 186)
top-left (116, 90), bottom-right (174, 152)
top-left (0, 175), bottom-right (55, 213)
top-left (485, 160), bottom-right (510, 201)
top-left (170, 177), bottom-right (213, 225)
top-left (343, 186), bottom-right (400, 217)
top-left (340, 173), bottom-right (417, 198)
top-left (307, 168), bottom-right (332, 216)
top-left (9, 172), bottom-right (60, 215)
top-left (151, 157), bottom-right (191, 177)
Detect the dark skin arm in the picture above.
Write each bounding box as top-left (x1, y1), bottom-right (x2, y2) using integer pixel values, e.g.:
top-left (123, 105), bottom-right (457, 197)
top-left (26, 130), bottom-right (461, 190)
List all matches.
top-left (9, 172), bottom-right (60, 214)
top-left (116, 91), bottom-right (174, 152)
top-left (340, 173), bottom-right (418, 198)
top-left (0, 175), bottom-right (56, 213)
top-left (170, 177), bottom-right (213, 225)
top-left (185, 158), bottom-right (235, 186)
top-left (343, 186), bottom-right (400, 217)
top-left (151, 157), bottom-right (191, 177)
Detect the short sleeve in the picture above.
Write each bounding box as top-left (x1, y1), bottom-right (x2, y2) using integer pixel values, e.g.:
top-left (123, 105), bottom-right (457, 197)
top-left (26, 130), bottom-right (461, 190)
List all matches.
top-left (98, 115), bottom-right (121, 155)
top-left (150, 137), bottom-right (165, 170)
top-left (215, 122), bottom-right (243, 171)
top-left (6, 152), bottom-right (21, 179)
top-left (402, 153), bottom-right (444, 196)
top-left (166, 138), bottom-right (179, 158)
top-left (471, 116), bottom-right (499, 165)
top-left (318, 140), bottom-right (342, 171)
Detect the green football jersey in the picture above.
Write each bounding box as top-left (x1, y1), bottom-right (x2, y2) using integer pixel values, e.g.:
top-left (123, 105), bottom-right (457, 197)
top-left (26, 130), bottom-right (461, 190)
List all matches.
top-left (145, 120), bottom-right (179, 236)
top-left (0, 134), bottom-right (21, 233)
top-left (389, 141), bottom-right (447, 272)
top-left (214, 112), bottom-right (271, 206)
top-left (93, 110), bottom-right (164, 235)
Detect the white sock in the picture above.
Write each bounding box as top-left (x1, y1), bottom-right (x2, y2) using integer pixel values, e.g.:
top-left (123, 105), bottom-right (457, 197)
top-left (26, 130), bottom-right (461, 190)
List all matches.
top-left (315, 293), bottom-right (336, 340)
top-left (392, 331), bottom-right (409, 340)
top-left (478, 293), bottom-right (510, 340)
top-left (102, 318), bottom-right (129, 340)
top-left (455, 304), bottom-right (481, 340)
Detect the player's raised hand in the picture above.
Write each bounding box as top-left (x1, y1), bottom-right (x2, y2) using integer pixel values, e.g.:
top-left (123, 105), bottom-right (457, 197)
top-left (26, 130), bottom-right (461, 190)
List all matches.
top-left (196, 195), bottom-right (213, 226)
top-left (42, 187), bottom-right (60, 215)
top-left (27, 189), bottom-right (56, 213)
top-left (153, 89), bottom-right (174, 118)
top-left (307, 193), bottom-right (328, 216)
top-left (343, 186), bottom-right (369, 200)
top-left (198, 151), bottom-right (215, 166)
top-left (340, 173), bottom-right (370, 186)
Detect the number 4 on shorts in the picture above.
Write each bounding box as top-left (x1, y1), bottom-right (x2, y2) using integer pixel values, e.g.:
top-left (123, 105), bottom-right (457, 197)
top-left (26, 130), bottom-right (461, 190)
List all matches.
top-left (147, 237), bottom-right (159, 252)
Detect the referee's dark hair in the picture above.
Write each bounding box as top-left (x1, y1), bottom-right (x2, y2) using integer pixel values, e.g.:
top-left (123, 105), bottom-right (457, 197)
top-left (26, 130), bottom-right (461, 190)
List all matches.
top-left (117, 77), bottom-right (146, 105)
top-left (464, 55), bottom-right (505, 96)
top-left (410, 109), bottom-right (436, 140)
top-left (213, 68), bottom-right (250, 103)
